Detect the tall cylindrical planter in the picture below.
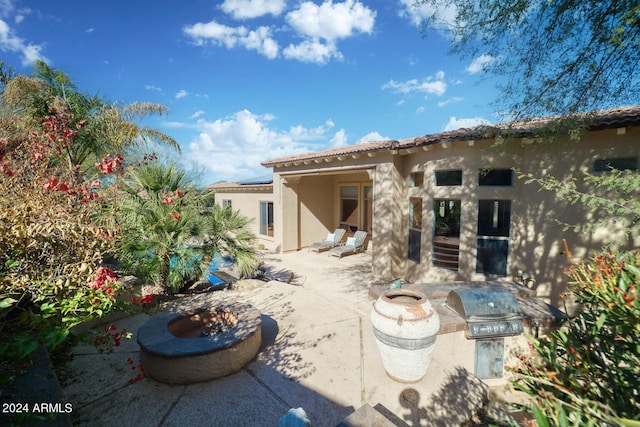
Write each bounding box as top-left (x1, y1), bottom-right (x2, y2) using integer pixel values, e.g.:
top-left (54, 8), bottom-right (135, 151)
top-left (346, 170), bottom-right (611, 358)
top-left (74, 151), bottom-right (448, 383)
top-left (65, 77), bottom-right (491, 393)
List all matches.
top-left (371, 289), bottom-right (440, 383)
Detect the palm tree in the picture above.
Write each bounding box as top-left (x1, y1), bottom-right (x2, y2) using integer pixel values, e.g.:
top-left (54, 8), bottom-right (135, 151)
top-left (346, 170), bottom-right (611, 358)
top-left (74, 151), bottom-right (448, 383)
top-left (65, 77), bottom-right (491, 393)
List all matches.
top-left (112, 162), bottom-right (259, 293)
top-left (1, 61), bottom-right (179, 177)
top-left (202, 201), bottom-right (260, 279)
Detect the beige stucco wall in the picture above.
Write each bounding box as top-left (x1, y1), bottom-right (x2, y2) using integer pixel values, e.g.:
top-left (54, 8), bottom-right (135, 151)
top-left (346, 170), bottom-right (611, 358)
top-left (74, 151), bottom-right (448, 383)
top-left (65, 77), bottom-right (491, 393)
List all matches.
top-left (371, 155), bottom-right (406, 281)
top-left (399, 127), bottom-right (639, 311)
top-left (298, 174), bottom-right (336, 247)
top-left (269, 126), bottom-right (638, 314)
top-left (402, 139), bottom-right (522, 285)
top-left (214, 189), bottom-right (277, 251)
top-left (513, 127), bottom-right (640, 308)
top-left (219, 125), bottom-right (638, 315)
top-left (273, 158), bottom-right (386, 253)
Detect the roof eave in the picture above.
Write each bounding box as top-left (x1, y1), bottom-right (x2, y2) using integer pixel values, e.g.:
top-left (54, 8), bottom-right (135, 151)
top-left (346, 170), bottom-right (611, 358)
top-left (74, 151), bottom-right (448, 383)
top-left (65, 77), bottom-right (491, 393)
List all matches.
top-left (261, 105), bottom-right (640, 169)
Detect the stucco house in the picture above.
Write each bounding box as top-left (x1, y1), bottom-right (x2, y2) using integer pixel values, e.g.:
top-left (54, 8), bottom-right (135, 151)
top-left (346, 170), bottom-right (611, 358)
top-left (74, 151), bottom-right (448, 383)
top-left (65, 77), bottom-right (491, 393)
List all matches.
top-left (211, 106), bottom-right (640, 311)
top-left (208, 174), bottom-right (275, 249)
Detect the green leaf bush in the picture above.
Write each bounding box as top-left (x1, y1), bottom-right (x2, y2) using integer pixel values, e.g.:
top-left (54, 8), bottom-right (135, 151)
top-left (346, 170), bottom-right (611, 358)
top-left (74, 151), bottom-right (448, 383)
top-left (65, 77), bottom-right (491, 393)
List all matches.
top-left (111, 161), bottom-right (260, 294)
top-left (0, 103), bottom-right (127, 380)
top-left (511, 249), bottom-right (640, 425)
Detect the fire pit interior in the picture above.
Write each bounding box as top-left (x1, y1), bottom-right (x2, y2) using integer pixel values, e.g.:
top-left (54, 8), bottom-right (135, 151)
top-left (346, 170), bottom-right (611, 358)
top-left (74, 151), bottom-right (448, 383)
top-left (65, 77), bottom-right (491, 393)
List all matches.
top-left (168, 308), bottom-right (238, 338)
top-left (137, 302), bottom-right (262, 384)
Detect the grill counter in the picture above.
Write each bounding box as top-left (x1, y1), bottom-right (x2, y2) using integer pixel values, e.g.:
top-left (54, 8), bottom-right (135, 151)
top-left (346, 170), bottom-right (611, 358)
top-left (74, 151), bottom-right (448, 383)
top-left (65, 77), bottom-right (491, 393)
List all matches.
top-left (446, 288), bottom-right (524, 339)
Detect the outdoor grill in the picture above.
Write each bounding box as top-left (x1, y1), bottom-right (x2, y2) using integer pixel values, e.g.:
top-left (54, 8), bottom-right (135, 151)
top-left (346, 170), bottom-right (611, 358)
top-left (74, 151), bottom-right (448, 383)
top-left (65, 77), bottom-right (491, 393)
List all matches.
top-left (446, 288), bottom-right (524, 339)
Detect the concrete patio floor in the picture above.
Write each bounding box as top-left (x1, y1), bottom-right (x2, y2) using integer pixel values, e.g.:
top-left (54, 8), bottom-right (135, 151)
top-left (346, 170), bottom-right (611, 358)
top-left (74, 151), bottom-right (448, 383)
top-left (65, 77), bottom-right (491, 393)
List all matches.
top-left (59, 250), bottom-right (530, 427)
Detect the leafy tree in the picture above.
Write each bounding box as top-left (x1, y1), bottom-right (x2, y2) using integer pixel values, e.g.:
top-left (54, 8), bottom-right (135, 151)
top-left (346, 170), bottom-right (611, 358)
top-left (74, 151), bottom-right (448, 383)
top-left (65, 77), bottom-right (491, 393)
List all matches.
top-left (416, 0), bottom-right (640, 118)
top-left (1, 61), bottom-right (180, 174)
top-left (111, 161), bottom-right (259, 293)
top-left (0, 62), bottom-right (181, 390)
top-left (0, 101), bottom-right (125, 378)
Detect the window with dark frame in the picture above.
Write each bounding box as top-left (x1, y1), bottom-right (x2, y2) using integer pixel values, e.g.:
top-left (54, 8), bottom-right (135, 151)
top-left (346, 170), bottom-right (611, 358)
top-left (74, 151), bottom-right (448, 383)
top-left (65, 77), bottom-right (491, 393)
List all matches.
top-left (435, 170), bottom-right (463, 186)
top-left (339, 186), bottom-right (359, 232)
top-left (593, 157), bottom-right (638, 172)
top-left (409, 172), bottom-right (424, 188)
top-left (478, 169), bottom-right (513, 186)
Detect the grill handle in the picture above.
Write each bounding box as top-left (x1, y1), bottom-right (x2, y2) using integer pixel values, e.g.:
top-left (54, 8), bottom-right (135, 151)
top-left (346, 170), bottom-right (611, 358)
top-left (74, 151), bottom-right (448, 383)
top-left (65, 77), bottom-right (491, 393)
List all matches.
top-left (466, 313), bottom-right (522, 322)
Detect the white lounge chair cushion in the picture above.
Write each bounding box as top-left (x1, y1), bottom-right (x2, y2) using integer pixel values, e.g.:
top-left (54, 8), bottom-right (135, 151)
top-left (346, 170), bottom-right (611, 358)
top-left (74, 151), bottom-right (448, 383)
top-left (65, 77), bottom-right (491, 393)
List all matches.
top-left (345, 237), bottom-right (356, 247)
top-left (326, 233), bottom-right (335, 242)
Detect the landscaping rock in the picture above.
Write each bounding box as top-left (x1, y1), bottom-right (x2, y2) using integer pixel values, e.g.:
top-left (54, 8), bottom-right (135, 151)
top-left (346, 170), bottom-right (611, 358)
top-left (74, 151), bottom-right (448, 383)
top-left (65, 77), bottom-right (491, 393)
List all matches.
top-left (232, 278), bottom-right (266, 291)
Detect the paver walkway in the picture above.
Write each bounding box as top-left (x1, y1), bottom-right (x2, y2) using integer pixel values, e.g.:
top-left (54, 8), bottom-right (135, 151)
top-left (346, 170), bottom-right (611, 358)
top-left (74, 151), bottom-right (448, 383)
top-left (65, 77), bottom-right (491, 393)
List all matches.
top-left (60, 250), bottom-right (503, 426)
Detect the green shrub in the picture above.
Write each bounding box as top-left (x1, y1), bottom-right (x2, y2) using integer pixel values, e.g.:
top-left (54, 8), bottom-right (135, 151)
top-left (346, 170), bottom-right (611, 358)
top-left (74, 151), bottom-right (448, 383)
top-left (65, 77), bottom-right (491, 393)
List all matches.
top-left (511, 249), bottom-right (640, 426)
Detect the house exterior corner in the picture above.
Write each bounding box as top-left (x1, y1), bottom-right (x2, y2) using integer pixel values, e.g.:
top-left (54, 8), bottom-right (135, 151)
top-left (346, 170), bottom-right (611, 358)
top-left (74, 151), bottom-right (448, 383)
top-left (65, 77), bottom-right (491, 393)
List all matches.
top-left (212, 106), bottom-right (640, 315)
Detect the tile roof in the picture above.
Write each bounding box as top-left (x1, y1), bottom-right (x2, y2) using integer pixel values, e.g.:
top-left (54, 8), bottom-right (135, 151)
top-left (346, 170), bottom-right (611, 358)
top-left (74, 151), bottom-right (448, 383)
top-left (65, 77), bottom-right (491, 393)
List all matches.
top-left (261, 105), bottom-right (640, 168)
top-left (207, 179), bottom-right (273, 192)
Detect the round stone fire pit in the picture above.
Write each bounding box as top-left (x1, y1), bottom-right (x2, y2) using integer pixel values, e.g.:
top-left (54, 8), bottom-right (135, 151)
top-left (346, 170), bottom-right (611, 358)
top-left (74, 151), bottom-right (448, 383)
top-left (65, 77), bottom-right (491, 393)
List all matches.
top-left (137, 302), bottom-right (261, 384)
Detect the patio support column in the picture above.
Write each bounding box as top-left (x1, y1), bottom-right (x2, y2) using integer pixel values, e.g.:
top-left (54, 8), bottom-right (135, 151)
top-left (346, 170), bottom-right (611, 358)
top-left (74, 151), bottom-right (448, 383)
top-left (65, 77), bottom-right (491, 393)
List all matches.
top-left (372, 157), bottom-right (405, 282)
top-left (281, 176), bottom-right (300, 252)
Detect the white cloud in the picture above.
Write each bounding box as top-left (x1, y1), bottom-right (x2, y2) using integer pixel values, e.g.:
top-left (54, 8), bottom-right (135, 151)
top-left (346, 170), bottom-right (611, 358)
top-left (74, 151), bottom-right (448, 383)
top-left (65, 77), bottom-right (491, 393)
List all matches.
top-left (86, 27), bottom-right (94, 34)
top-left (20, 43), bottom-right (47, 66)
top-left (220, 0), bottom-right (286, 19)
top-left (397, 0), bottom-right (456, 29)
top-left (329, 129), bottom-right (348, 148)
top-left (145, 84), bottom-right (162, 92)
top-left (0, 18), bottom-right (49, 66)
top-left (283, 39), bottom-right (341, 64)
top-left (357, 131), bottom-right (389, 144)
top-left (443, 116), bottom-right (491, 131)
top-left (0, 0), bottom-right (15, 19)
top-left (190, 110), bottom-right (205, 119)
top-left (241, 26), bottom-right (279, 58)
top-left (466, 54), bottom-right (495, 74)
top-left (288, 119), bottom-right (334, 141)
top-left (186, 110), bottom-right (345, 182)
top-left (438, 96), bottom-right (463, 107)
top-left (283, 0), bottom-right (375, 64)
top-left (382, 71), bottom-right (447, 97)
top-left (416, 106), bottom-right (425, 114)
top-left (184, 0), bottom-right (375, 64)
top-left (286, 0), bottom-right (375, 41)
top-left (13, 7), bottom-right (33, 24)
top-left (175, 89), bottom-right (188, 99)
top-left (183, 21), bottom-right (279, 59)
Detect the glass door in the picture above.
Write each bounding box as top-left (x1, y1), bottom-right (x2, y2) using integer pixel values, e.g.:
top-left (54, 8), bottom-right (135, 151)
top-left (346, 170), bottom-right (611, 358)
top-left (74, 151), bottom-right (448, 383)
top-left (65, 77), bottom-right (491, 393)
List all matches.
top-left (476, 200), bottom-right (511, 276)
top-left (408, 197), bottom-right (422, 262)
top-left (433, 199), bottom-right (461, 271)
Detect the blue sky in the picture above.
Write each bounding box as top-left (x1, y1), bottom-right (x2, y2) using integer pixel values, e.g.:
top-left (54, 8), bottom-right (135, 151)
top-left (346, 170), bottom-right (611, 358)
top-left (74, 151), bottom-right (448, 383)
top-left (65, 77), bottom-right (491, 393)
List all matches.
top-left (1, 0), bottom-right (502, 184)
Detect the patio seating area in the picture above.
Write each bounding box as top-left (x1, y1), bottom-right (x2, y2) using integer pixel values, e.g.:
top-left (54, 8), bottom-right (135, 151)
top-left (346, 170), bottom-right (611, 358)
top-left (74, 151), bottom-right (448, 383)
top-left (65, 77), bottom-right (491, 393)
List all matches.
top-left (57, 249), bottom-right (552, 426)
top-left (328, 230), bottom-right (368, 259)
top-left (308, 228), bottom-right (346, 253)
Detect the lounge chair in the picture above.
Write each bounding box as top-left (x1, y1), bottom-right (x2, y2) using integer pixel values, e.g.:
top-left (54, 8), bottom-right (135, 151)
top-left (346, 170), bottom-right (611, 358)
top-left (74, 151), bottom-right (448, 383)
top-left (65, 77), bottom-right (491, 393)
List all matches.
top-left (308, 228), bottom-right (346, 253)
top-left (328, 231), bottom-right (367, 259)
